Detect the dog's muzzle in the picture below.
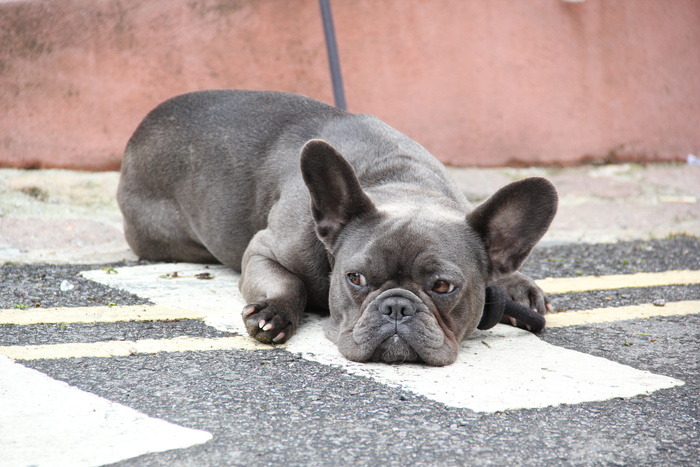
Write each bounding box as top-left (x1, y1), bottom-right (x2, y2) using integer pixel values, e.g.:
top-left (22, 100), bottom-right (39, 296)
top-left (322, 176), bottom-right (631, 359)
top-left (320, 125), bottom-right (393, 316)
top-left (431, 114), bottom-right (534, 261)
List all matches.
top-left (366, 289), bottom-right (431, 362)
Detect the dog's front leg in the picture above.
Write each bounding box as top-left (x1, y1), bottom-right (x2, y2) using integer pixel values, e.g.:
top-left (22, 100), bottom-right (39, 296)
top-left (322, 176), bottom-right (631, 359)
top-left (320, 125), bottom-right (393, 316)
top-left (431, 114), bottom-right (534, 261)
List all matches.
top-left (490, 271), bottom-right (552, 329)
top-left (239, 230), bottom-right (307, 344)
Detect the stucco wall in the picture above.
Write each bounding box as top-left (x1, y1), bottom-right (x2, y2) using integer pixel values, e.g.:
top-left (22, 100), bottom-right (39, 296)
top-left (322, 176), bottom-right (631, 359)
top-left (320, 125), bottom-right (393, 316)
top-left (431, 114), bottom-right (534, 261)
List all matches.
top-left (1, 0), bottom-right (699, 169)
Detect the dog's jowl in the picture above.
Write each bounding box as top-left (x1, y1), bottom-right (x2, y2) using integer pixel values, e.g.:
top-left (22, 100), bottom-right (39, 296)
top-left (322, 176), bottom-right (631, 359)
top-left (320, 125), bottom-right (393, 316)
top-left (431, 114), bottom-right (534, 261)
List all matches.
top-left (118, 90), bottom-right (557, 366)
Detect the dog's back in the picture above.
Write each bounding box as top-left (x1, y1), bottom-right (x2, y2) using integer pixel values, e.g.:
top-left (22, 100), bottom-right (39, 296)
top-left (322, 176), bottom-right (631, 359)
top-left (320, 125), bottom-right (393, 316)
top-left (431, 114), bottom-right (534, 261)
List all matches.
top-left (118, 90), bottom-right (465, 268)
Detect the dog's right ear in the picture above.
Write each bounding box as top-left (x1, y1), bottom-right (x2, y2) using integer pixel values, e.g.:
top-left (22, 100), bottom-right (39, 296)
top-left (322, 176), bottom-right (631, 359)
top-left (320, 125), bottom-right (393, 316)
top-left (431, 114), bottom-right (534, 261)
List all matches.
top-left (300, 140), bottom-right (376, 248)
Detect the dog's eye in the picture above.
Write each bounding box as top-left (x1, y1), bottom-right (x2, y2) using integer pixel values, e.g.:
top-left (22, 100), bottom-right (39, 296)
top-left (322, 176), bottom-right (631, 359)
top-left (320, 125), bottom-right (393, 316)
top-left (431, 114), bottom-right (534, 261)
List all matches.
top-left (347, 273), bottom-right (367, 287)
top-left (432, 280), bottom-right (455, 294)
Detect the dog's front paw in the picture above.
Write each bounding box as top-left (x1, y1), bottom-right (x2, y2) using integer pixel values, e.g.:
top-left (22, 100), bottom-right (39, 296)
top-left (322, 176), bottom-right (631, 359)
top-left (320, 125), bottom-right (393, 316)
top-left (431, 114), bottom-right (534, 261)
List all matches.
top-left (490, 271), bottom-right (552, 329)
top-left (242, 301), bottom-right (299, 344)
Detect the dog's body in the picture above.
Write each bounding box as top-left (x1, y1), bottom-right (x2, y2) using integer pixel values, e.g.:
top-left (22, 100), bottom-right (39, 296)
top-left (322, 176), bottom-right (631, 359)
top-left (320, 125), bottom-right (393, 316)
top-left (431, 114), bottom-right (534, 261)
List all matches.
top-left (118, 90), bottom-right (557, 366)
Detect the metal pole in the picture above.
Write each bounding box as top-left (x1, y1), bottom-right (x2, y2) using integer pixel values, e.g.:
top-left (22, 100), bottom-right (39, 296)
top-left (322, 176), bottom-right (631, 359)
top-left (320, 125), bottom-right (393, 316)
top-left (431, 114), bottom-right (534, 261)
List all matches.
top-left (319, 0), bottom-right (347, 111)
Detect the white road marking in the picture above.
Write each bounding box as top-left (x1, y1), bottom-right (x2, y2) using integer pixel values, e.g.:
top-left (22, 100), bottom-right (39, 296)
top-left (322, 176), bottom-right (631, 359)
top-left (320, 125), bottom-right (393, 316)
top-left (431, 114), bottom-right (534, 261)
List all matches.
top-left (536, 269), bottom-right (700, 294)
top-left (80, 263), bottom-right (689, 412)
top-left (81, 263), bottom-right (241, 332)
top-left (0, 355), bottom-right (211, 467)
top-left (287, 316), bottom-right (683, 412)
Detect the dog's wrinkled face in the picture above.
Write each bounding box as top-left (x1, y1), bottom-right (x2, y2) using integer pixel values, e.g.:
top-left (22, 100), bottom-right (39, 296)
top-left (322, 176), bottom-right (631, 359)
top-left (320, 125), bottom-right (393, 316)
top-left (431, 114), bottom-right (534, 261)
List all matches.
top-left (323, 208), bottom-right (489, 366)
top-left (300, 139), bottom-right (558, 367)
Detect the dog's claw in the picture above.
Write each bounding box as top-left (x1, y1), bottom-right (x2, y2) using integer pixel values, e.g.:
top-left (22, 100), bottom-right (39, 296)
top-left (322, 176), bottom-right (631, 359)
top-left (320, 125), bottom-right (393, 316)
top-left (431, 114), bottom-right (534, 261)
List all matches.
top-left (242, 300), bottom-right (298, 345)
top-left (273, 332), bottom-right (285, 343)
top-left (509, 317), bottom-right (518, 327)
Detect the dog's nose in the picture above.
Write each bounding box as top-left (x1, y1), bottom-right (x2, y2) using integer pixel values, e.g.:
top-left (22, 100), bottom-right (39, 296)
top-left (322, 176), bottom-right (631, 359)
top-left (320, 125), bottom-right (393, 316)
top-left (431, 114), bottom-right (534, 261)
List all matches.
top-left (379, 296), bottom-right (416, 321)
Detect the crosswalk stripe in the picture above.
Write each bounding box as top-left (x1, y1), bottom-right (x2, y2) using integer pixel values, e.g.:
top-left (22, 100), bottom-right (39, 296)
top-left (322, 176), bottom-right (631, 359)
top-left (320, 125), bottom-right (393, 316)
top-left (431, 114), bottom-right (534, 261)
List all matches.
top-left (546, 300), bottom-right (700, 327)
top-left (0, 305), bottom-right (205, 325)
top-left (535, 269), bottom-right (700, 294)
top-left (0, 335), bottom-right (271, 361)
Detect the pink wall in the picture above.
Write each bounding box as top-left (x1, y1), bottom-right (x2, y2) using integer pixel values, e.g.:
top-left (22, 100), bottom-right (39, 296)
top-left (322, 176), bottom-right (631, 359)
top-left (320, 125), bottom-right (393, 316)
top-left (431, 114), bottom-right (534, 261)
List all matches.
top-left (1, 0), bottom-right (699, 169)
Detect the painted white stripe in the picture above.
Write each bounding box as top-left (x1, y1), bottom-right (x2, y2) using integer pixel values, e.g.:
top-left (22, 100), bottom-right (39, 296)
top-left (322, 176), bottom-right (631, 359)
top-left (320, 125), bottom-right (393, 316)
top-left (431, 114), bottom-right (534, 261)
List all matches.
top-left (289, 318), bottom-right (683, 412)
top-left (536, 269), bottom-right (700, 294)
top-left (0, 355), bottom-right (211, 467)
top-left (546, 300), bottom-right (700, 328)
top-left (81, 263), bottom-right (688, 412)
top-left (0, 304), bottom-right (205, 325)
top-left (81, 264), bottom-right (242, 332)
top-left (0, 336), bottom-right (269, 361)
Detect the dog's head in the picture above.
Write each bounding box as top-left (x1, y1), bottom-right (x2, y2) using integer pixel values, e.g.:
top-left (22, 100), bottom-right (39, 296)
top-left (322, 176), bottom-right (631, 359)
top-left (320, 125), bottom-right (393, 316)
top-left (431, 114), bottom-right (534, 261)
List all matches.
top-left (301, 140), bottom-right (557, 366)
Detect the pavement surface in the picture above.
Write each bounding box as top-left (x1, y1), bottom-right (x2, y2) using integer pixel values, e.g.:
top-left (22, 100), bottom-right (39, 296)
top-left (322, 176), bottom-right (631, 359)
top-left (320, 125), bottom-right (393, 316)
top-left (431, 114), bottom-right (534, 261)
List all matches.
top-left (1, 164), bottom-right (699, 466)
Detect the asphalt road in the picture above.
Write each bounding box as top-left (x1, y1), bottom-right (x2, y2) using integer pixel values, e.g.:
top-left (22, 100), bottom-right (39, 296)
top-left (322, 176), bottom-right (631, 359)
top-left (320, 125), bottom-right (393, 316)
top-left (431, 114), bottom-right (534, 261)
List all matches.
top-left (2, 236), bottom-right (699, 466)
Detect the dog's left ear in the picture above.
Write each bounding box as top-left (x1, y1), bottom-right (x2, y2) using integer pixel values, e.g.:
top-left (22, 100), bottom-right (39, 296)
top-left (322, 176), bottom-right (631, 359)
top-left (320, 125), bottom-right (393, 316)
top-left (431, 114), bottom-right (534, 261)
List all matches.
top-left (301, 140), bottom-right (376, 248)
top-left (467, 177), bottom-right (558, 278)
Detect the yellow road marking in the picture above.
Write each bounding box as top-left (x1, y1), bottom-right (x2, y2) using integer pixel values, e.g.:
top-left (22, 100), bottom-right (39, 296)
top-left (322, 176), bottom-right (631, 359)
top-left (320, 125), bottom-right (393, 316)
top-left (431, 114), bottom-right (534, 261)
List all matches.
top-left (2, 271), bottom-right (695, 327)
top-left (1, 300), bottom-right (697, 359)
top-left (1, 270), bottom-right (698, 360)
top-left (536, 270), bottom-right (700, 294)
top-left (0, 336), bottom-right (273, 360)
top-left (0, 305), bottom-right (206, 325)
top-left (546, 300), bottom-right (700, 327)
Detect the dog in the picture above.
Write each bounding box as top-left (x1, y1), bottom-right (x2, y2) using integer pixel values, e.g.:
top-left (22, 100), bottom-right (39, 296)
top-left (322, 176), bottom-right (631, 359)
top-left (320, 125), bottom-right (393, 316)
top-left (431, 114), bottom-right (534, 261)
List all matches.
top-left (117, 90), bottom-right (557, 366)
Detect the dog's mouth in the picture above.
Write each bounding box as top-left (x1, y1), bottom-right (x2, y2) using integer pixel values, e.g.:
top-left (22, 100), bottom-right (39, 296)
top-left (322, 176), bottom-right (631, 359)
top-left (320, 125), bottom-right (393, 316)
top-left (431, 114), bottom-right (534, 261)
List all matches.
top-left (370, 333), bottom-right (419, 363)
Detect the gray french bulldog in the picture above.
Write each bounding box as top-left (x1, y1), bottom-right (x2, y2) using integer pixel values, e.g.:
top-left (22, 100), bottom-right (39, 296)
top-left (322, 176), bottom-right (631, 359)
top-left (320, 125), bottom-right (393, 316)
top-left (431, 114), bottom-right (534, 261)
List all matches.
top-left (117, 90), bottom-right (558, 366)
